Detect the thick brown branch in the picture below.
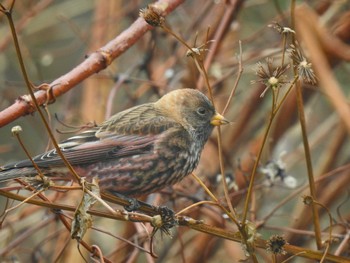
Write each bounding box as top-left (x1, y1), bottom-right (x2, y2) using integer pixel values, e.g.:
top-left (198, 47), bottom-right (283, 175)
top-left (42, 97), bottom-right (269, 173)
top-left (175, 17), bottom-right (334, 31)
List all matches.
top-left (0, 0), bottom-right (184, 128)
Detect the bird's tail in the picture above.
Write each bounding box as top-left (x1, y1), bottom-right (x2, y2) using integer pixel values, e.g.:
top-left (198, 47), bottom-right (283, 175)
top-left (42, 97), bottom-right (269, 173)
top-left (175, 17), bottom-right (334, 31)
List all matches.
top-left (0, 167), bottom-right (38, 182)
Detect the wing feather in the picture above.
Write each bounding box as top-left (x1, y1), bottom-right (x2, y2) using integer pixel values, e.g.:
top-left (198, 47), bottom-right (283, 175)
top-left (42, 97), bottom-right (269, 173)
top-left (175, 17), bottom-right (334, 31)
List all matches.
top-left (2, 103), bottom-right (180, 170)
top-left (6, 134), bottom-right (158, 168)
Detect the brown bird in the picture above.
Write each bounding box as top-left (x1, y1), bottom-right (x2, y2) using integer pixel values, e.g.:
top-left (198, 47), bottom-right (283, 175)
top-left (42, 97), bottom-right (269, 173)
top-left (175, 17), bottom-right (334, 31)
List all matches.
top-left (0, 89), bottom-right (229, 196)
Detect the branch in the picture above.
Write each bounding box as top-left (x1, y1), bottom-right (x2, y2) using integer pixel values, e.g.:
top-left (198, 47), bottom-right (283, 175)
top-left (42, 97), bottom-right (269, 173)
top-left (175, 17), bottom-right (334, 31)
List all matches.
top-left (0, 0), bottom-right (184, 128)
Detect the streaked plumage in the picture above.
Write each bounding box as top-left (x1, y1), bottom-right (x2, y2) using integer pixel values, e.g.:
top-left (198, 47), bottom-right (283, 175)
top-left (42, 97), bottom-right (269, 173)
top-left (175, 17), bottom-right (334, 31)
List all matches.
top-left (0, 89), bottom-right (228, 196)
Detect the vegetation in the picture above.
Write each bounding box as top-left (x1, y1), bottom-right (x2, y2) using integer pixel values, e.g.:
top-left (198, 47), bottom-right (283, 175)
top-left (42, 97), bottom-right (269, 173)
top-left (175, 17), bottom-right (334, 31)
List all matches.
top-left (0, 1), bottom-right (349, 262)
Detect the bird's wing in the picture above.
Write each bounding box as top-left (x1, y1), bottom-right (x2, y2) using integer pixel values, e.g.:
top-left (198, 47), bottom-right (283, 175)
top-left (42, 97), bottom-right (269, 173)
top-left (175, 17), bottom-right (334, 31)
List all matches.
top-left (5, 133), bottom-right (159, 169)
top-left (96, 103), bottom-right (179, 136)
top-left (3, 104), bottom-right (180, 170)
top-left (1, 103), bottom-right (182, 170)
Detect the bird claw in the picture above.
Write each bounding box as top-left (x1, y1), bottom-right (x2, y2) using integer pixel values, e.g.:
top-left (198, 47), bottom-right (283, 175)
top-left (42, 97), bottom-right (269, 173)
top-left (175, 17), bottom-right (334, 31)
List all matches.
top-left (110, 192), bottom-right (142, 211)
top-left (124, 197), bottom-right (141, 212)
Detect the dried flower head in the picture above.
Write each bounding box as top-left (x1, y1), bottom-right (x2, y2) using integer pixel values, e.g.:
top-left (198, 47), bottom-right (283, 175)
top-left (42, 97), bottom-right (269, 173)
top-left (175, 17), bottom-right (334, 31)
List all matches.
top-left (266, 235), bottom-right (288, 255)
top-left (268, 22), bottom-right (295, 35)
top-left (252, 58), bottom-right (290, 97)
top-left (216, 171), bottom-right (238, 191)
top-left (151, 207), bottom-right (176, 236)
top-left (260, 160), bottom-right (286, 182)
top-left (259, 152), bottom-right (297, 189)
top-left (139, 5), bottom-right (165, 27)
top-left (302, 195), bottom-right (314, 205)
top-left (288, 44), bottom-right (317, 85)
top-left (11, 125), bottom-right (23, 135)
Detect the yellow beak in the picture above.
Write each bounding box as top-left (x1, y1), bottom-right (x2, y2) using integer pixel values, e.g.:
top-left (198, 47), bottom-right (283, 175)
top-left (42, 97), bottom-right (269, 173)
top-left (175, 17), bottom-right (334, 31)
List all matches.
top-left (210, 112), bottom-right (230, 126)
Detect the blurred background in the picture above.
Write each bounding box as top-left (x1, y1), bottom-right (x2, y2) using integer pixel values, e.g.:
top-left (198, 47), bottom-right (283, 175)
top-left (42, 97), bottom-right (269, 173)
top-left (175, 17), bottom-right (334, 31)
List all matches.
top-left (0, 0), bottom-right (350, 262)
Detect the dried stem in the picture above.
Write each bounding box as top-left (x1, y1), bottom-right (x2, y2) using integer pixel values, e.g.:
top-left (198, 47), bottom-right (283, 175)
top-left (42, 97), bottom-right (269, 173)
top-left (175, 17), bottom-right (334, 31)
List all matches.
top-left (290, 0), bottom-right (322, 249)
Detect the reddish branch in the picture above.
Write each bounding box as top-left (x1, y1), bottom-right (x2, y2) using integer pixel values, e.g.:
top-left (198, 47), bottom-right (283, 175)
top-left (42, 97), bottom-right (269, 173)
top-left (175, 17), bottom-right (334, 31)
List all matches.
top-left (0, 0), bottom-right (185, 128)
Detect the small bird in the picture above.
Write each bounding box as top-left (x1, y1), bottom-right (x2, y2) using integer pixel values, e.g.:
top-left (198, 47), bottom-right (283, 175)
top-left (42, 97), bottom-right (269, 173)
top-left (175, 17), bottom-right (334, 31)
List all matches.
top-left (0, 89), bottom-right (228, 196)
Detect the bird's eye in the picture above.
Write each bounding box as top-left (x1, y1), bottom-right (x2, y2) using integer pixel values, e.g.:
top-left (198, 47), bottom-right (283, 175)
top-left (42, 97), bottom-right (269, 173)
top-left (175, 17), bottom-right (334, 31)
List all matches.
top-left (197, 107), bottom-right (207, 115)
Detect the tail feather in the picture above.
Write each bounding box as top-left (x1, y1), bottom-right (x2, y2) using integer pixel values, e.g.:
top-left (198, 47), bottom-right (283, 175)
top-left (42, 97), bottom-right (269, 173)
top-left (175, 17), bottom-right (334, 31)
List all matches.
top-left (0, 167), bottom-right (38, 182)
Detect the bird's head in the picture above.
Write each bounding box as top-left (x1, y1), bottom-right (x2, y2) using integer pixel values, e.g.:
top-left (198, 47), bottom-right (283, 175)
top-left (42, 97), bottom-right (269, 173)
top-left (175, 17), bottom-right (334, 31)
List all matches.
top-left (155, 89), bottom-right (229, 135)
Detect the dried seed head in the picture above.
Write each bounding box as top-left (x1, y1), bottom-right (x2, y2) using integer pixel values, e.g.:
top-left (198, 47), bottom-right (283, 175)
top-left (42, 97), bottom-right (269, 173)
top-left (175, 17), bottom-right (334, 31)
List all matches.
top-left (266, 235), bottom-right (288, 255)
top-left (302, 195), bottom-right (314, 205)
top-left (139, 5), bottom-right (165, 27)
top-left (252, 58), bottom-right (290, 97)
top-left (259, 152), bottom-right (297, 189)
top-left (268, 22), bottom-right (295, 35)
top-left (268, 76), bottom-right (279, 86)
top-left (288, 44), bottom-right (317, 85)
top-left (11, 125), bottom-right (23, 135)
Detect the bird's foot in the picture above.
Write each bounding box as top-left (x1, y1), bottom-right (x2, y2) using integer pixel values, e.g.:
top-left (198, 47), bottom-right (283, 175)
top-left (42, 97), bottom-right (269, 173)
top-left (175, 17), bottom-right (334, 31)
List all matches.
top-left (112, 192), bottom-right (142, 212)
top-left (124, 197), bottom-right (141, 212)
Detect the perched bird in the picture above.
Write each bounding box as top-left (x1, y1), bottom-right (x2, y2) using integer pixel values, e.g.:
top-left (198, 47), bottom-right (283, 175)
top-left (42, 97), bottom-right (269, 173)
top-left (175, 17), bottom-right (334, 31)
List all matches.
top-left (0, 89), bottom-right (228, 196)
